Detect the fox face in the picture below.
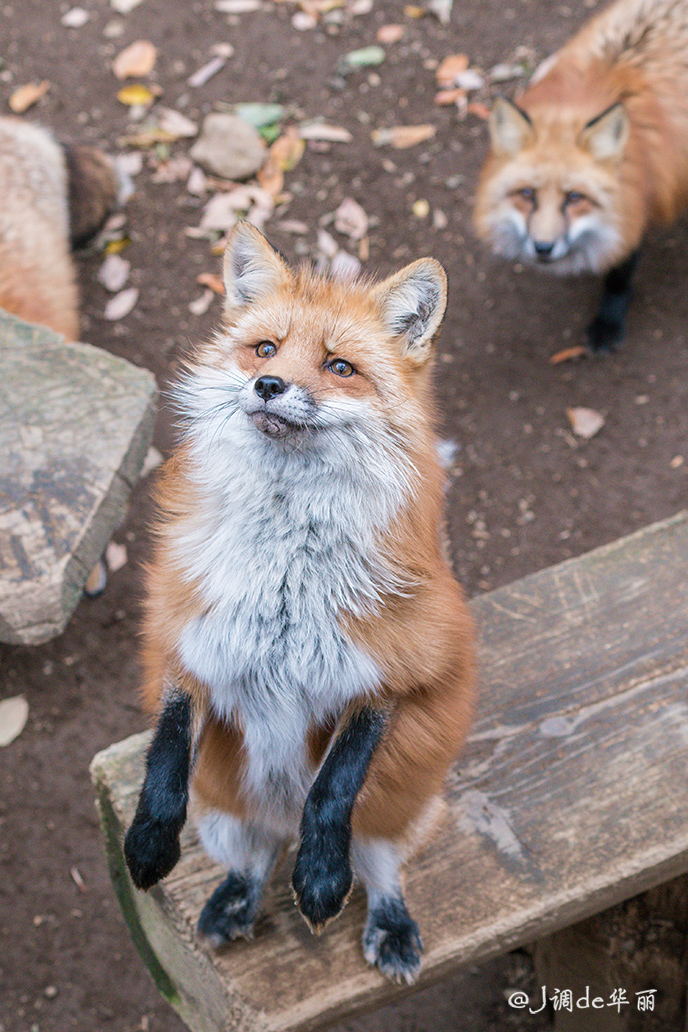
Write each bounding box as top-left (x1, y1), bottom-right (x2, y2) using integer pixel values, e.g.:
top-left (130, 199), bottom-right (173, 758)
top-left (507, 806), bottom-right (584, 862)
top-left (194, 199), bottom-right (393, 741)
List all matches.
top-left (474, 97), bottom-right (631, 275)
top-left (177, 223), bottom-right (447, 473)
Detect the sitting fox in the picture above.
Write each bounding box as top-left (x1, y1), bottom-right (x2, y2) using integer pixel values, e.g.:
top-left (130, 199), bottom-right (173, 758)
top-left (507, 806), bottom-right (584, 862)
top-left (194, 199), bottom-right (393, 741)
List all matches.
top-left (123, 222), bottom-right (475, 985)
top-left (0, 116), bottom-right (116, 340)
top-left (474, 0), bottom-right (688, 352)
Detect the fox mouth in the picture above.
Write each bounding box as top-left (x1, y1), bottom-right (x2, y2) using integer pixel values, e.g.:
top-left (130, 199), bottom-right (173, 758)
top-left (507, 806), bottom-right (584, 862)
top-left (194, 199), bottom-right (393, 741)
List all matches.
top-left (249, 410), bottom-right (305, 439)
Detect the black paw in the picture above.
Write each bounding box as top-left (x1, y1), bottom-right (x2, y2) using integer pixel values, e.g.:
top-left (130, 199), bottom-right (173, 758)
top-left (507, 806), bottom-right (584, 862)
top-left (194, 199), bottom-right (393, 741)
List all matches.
top-left (197, 872), bottom-right (261, 947)
top-left (585, 315), bottom-right (624, 354)
top-left (124, 815), bottom-right (181, 891)
top-left (363, 896), bottom-right (423, 985)
top-left (291, 841), bottom-right (353, 933)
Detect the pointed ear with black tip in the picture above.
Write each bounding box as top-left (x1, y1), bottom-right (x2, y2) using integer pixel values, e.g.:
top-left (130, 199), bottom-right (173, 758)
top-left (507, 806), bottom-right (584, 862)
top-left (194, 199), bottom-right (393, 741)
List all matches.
top-left (371, 258), bottom-right (447, 365)
top-left (223, 221), bottom-right (290, 311)
top-left (489, 97), bottom-right (535, 156)
top-left (578, 102), bottom-right (629, 160)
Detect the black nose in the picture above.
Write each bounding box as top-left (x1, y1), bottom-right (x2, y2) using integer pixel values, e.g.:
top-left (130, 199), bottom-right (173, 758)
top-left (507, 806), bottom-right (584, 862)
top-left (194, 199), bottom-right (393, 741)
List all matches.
top-left (254, 375), bottom-right (287, 402)
top-left (534, 240), bottom-right (555, 257)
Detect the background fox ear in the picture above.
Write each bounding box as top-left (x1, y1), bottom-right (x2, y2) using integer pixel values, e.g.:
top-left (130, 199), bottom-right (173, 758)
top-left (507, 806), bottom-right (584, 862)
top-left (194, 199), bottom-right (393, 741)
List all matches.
top-left (579, 103), bottom-right (629, 160)
top-left (489, 97), bottom-right (534, 156)
top-left (223, 222), bottom-right (289, 309)
top-left (372, 258), bottom-right (447, 364)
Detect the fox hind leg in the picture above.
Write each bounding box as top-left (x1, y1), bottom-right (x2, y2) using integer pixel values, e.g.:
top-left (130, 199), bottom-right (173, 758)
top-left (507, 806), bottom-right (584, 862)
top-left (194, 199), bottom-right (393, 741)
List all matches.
top-left (196, 811), bottom-right (282, 946)
top-left (353, 836), bottom-right (423, 986)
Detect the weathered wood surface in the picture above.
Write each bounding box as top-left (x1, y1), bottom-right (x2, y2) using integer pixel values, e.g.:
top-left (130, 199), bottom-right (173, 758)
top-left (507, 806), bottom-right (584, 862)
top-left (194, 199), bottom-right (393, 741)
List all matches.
top-left (91, 512), bottom-right (688, 1032)
top-left (534, 875), bottom-right (688, 1031)
top-left (0, 311), bottom-right (156, 644)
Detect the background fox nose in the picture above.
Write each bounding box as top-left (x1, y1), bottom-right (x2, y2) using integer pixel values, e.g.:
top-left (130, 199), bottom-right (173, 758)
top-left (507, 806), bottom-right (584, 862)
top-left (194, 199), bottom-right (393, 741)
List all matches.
top-left (254, 375), bottom-right (287, 401)
top-left (534, 240), bottom-right (555, 257)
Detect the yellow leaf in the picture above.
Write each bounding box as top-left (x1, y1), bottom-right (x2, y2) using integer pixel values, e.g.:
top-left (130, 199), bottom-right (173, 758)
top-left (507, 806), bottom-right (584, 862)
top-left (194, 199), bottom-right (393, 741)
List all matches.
top-left (105, 237), bottom-right (131, 255)
top-left (270, 127), bottom-right (305, 172)
top-left (117, 83), bottom-right (155, 107)
top-left (9, 80), bottom-right (50, 114)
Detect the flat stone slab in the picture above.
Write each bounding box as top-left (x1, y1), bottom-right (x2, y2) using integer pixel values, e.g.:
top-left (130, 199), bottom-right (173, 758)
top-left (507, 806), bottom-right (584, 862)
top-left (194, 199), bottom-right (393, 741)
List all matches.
top-left (91, 512), bottom-right (688, 1032)
top-left (0, 311), bottom-right (156, 645)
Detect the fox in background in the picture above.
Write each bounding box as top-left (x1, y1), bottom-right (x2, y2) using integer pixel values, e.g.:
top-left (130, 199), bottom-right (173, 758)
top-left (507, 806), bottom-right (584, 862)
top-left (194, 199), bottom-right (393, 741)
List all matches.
top-left (0, 116), bottom-right (116, 340)
top-left (123, 222), bottom-right (475, 985)
top-left (474, 0), bottom-right (688, 353)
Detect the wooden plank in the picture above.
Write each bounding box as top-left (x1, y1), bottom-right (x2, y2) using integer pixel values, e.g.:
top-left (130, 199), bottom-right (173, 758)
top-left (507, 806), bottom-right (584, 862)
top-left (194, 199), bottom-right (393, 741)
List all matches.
top-left (0, 311), bottom-right (156, 644)
top-left (90, 512), bottom-right (688, 1032)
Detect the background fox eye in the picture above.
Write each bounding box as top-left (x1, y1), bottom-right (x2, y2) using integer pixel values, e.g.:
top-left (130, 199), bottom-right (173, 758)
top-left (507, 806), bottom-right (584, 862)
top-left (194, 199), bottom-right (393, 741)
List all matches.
top-left (328, 358), bottom-right (355, 378)
top-left (518, 187), bottom-right (536, 202)
top-left (255, 340), bottom-right (276, 358)
top-left (565, 190), bottom-right (586, 205)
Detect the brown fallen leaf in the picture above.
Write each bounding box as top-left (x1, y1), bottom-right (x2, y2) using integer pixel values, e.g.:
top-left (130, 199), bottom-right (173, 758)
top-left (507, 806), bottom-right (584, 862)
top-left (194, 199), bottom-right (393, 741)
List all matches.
top-left (670, 455), bottom-right (684, 469)
top-left (70, 866), bottom-right (87, 893)
top-left (197, 272), bottom-right (225, 294)
top-left (155, 107), bottom-right (198, 139)
top-left (113, 39), bottom-right (157, 79)
top-left (105, 541), bottom-right (128, 572)
top-left (299, 122), bottom-right (352, 143)
top-left (566, 406), bottom-right (605, 439)
top-left (0, 696), bottom-right (29, 747)
top-left (467, 101), bottom-right (491, 120)
top-left (84, 559), bottom-right (108, 598)
top-left (334, 197), bottom-right (368, 241)
top-left (104, 287), bottom-right (139, 320)
top-left (404, 4), bottom-right (426, 17)
top-left (189, 290), bottom-right (214, 316)
top-left (9, 81), bottom-right (50, 114)
top-left (371, 124), bottom-right (436, 149)
top-left (436, 53), bottom-right (469, 88)
top-left (549, 345), bottom-right (587, 365)
top-left (434, 87), bottom-right (466, 106)
top-left (377, 23), bottom-right (404, 43)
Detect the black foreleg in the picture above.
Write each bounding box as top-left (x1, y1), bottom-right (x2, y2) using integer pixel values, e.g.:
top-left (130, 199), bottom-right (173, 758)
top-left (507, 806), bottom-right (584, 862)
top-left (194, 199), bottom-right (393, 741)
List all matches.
top-left (292, 707), bottom-right (386, 932)
top-left (124, 692), bottom-right (193, 891)
top-left (586, 249), bottom-right (639, 353)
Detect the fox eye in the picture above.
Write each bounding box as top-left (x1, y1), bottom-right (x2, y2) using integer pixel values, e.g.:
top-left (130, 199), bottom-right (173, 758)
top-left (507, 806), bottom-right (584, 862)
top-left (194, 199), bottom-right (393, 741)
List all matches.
top-left (327, 358), bottom-right (355, 378)
top-left (255, 340), bottom-right (277, 358)
top-left (565, 190), bottom-right (586, 205)
top-left (518, 187), bottom-right (536, 202)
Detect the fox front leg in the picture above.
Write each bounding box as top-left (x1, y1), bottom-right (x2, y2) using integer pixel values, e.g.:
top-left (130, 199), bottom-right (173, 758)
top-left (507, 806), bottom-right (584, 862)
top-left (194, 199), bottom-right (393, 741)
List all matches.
top-left (292, 707), bottom-right (386, 933)
top-left (586, 249), bottom-right (639, 353)
top-left (124, 687), bottom-right (200, 891)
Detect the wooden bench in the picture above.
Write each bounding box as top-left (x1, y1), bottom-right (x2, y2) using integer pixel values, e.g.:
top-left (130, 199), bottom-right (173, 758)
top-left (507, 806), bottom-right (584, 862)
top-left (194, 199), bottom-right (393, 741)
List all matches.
top-left (0, 311), bottom-right (156, 644)
top-left (90, 512), bottom-right (688, 1032)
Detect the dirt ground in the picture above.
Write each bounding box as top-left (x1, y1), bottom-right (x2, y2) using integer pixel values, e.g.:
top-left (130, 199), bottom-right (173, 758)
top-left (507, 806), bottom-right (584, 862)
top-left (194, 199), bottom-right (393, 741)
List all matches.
top-left (2, 0), bottom-right (687, 1030)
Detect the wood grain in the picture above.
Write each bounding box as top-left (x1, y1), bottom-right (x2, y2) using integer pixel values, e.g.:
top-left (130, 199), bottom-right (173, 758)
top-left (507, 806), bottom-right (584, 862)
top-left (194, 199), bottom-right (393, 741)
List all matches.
top-left (91, 512), bottom-right (688, 1032)
top-left (0, 311), bottom-right (156, 644)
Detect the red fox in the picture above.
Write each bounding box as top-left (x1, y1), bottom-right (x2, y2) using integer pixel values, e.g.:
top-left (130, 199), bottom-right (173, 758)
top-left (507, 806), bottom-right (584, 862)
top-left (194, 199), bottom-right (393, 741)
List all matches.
top-left (0, 116), bottom-right (116, 340)
top-left (474, 0), bottom-right (688, 352)
top-left (124, 221), bottom-right (475, 984)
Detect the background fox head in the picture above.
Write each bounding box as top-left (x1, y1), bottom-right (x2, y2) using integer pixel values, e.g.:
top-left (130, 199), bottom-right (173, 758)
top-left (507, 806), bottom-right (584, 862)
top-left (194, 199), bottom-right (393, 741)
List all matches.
top-left (474, 95), bottom-right (634, 275)
top-left (176, 222), bottom-right (447, 479)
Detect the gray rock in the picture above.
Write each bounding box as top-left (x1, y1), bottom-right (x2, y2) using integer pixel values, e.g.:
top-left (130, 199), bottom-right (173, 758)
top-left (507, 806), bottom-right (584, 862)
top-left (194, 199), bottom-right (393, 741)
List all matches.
top-left (190, 112), bottom-right (266, 181)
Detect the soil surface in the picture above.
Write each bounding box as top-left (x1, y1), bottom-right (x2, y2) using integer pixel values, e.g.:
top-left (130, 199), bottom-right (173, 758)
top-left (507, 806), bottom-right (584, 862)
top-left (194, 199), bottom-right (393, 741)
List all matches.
top-left (2, 0), bottom-right (687, 1030)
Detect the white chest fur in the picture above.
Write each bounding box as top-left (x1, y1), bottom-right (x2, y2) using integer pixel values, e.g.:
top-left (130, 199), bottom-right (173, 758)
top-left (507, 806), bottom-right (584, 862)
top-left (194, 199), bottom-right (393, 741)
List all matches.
top-left (175, 413), bottom-right (410, 827)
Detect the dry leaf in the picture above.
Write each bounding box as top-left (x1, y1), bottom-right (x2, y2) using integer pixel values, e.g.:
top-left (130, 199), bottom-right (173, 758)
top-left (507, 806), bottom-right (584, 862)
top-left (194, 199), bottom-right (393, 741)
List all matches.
top-left (434, 88), bottom-right (466, 106)
top-left (113, 40), bottom-right (157, 78)
top-left (117, 83), bottom-right (156, 106)
top-left (436, 54), bottom-right (469, 87)
top-left (549, 345), bottom-right (587, 365)
top-left (106, 541), bottom-right (128, 572)
top-left (467, 101), bottom-right (490, 120)
top-left (70, 866), bottom-right (87, 892)
top-left (404, 5), bottom-right (426, 17)
top-left (188, 55), bottom-right (228, 88)
top-left (9, 81), bottom-right (50, 114)
top-left (455, 68), bottom-right (485, 91)
top-left (151, 155), bottom-right (193, 183)
top-left (412, 198), bottom-right (430, 218)
top-left (299, 122), bottom-right (352, 143)
top-left (111, 0), bottom-right (145, 11)
top-left (566, 406), bottom-right (605, 439)
top-left (670, 455), bottom-right (684, 469)
top-left (189, 290), bottom-right (214, 316)
top-left (292, 10), bottom-right (317, 29)
top-left (371, 124), bottom-right (436, 149)
top-left (317, 228), bottom-right (339, 260)
top-left (197, 272), bottom-right (225, 294)
top-left (84, 559), bottom-right (107, 598)
top-left (377, 23), bottom-right (404, 43)
top-left (276, 219), bottom-right (308, 234)
top-left (427, 0), bottom-right (453, 24)
top-left (98, 253), bottom-right (131, 293)
top-left (200, 186), bottom-right (274, 232)
top-left (0, 696), bottom-right (29, 747)
top-left (334, 197), bottom-right (368, 241)
top-left (104, 287), bottom-right (139, 320)
top-left (270, 127), bottom-right (305, 171)
top-left (61, 7), bottom-right (89, 27)
top-left (187, 166), bottom-right (208, 196)
top-left (155, 107), bottom-right (198, 139)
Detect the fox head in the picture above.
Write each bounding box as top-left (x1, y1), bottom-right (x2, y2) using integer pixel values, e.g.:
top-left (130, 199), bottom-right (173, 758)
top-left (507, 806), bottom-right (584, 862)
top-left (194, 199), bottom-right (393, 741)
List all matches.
top-left (177, 222), bottom-right (447, 479)
top-left (474, 96), bottom-right (632, 275)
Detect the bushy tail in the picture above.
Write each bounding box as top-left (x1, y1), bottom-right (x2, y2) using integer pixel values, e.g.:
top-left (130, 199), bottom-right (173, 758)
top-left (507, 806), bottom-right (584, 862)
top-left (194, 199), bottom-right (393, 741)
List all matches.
top-left (62, 143), bottom-right (118, 248)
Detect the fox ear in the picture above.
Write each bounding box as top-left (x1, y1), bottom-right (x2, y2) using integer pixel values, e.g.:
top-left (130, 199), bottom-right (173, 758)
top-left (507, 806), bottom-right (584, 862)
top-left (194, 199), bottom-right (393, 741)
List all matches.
top-left (579, 102), bottom-right (629, 160)
top-left (371, 258), bottom-right (447, 365)
top-left (489, 97), bottom-right (534, 156)
top-left (223, 221), bottom-right (289, 310)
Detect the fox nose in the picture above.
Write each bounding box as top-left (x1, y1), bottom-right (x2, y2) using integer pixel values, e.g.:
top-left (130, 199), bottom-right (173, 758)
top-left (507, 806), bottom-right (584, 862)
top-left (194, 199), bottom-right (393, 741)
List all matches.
top-left (534, 240), bottom-right (555, 258)
top-left (254, 375), bottom-right (287, 402)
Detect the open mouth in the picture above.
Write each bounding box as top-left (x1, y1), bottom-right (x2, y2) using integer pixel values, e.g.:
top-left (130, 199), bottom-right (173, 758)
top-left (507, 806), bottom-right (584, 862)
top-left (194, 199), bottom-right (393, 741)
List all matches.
top-left (249, 410), bottom-right (304, 439)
